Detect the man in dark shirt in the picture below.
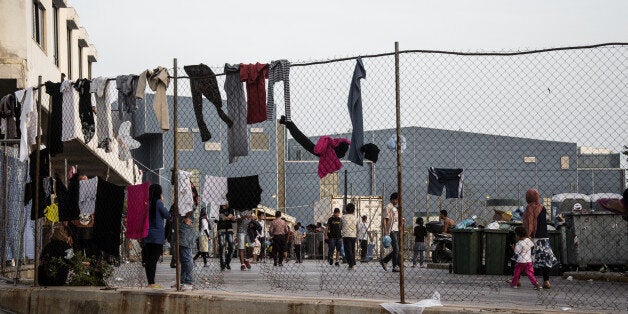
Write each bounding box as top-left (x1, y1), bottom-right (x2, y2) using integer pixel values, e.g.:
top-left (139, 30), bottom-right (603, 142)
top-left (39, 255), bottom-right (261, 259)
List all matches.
top-left (326, 208), bottom-right (343, 266)
top-left (217, 204), bottom-right (236, 270)
top-left (412, 217), bottom-right (428, 268)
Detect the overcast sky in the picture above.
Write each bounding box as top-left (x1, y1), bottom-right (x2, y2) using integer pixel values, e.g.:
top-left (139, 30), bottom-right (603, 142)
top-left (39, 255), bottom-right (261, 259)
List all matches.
top-left (72, 0), bottom-right (628, 76)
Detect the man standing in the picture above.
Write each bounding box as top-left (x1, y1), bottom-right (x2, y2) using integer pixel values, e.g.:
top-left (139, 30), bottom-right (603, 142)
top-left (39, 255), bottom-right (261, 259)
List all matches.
top-left (178, 212), bottom-right (195, 290)
top-left (217, 204), bottom-right (235, 271)
top-left (269, 211), bottom-right (289, 266)
top-left (341, 203), bottom-right (358, 270)
top-left (357, 215), bottom-right (371, 262)
top-left (293, 223), bottom-right (304, 263)
top-left (257, 213), bottom-right (269, 261)
top-left (439, 210), bottom-right (456, 234)
top-left (381, 193), bottom-right (403, 272)
top-left (327, 208), bottom-right (343, 266)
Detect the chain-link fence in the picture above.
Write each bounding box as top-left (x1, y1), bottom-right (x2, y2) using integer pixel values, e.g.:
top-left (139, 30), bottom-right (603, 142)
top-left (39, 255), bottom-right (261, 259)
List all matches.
top-left (0, 43), bottom-right (626, 311)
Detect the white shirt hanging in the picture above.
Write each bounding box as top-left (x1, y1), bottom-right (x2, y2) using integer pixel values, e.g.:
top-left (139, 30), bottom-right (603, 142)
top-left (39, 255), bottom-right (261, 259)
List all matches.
top-left (60, 80), bottom-right (83, 142)
top-left (15, 88), bottom-right (37, 162)
top-left (178, 170), bottom-right (194, 216)
top-left (202, 175), bottom-right (228, 206)
top-left (79, 177), bottom-right (98, 215)
top-left (117, 121), bottom-right (140, 161)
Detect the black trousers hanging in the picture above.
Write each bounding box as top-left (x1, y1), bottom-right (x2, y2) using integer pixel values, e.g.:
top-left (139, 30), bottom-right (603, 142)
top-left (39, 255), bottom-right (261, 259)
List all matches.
top-left (183, 64), bottom-right (233, 142)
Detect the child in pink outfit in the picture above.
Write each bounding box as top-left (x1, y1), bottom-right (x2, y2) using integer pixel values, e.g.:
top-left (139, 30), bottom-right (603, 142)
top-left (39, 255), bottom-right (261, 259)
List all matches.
top-left (510, 226), bottom-right (541, 289)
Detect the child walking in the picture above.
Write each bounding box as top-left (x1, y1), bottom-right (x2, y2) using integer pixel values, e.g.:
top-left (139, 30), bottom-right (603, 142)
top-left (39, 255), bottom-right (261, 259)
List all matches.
top-left (411, 217), bottom-right (427, 268)
top-left (510, 226), bottom-right (541, 289)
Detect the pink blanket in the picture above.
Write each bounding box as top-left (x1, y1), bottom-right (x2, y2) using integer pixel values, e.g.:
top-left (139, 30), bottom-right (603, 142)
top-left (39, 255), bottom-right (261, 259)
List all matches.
top-left (126, 181), bottom-right (150, 239)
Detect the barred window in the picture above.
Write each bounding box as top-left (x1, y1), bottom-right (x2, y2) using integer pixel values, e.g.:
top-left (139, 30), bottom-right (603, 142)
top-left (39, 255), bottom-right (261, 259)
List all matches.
top-left (561, 156), bottom-right (570, 169)
top-left (320, 172), bottom-right (339, 199)
top-left (32, 1), bottom-right (46, 50)
top-left (178, 128), bottom-right (193, 151)
top-left (250, 131), bottom-right (269, 151)
top-left (204, 142), bottom-right (221, 151)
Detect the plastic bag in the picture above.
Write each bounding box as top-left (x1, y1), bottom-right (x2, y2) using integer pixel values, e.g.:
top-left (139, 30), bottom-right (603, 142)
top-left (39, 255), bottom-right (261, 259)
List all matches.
top-left (381, 291), bottom-right (442, 314)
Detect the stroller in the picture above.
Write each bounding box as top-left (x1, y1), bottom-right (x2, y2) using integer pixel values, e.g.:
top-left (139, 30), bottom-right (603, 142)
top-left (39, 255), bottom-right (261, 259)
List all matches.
top-left (426, 221), bottom-right (453, 263)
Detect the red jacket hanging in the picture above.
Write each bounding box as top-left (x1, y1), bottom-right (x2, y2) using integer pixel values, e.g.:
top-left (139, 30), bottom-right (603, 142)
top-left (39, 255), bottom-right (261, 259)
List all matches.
top-left (240, 63), bottom-right (269, 124)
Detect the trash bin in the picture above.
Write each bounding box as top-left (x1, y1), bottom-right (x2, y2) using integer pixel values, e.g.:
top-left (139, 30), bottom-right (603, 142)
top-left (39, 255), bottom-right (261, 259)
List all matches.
top-left (452, 229), bottom-right (482, 274)
top-left (484, 229), bottom-right (509, 275)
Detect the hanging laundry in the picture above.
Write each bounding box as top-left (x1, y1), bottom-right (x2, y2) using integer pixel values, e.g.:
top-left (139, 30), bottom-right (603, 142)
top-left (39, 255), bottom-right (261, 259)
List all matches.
top-left (427, 167), bottom-right (464, 198)
top-left (386, 134), bottom-right (407, 151)
top-left (29, 147), bottom-right (50, 183)
top-left (314, 136), bottom-right (351, 178)
top-left (267, 60), bottom-right (291, 121)
top-left (239, 63), bottom-right (269, 124)
top-left (116, 75), bottom-right (139, 123)
top-left (90, 77), bottom-right (114, 152)
top-left (55, 175), bottom-right (74, 221)
top-left (94, 178), bottom-right (125, 257)
top-left (226, 175), bottom-right (262, 210)
top-left (360, 143), bottom-right (380, 163)
top-left (44, 81), bottom-right (64, 156)
top-left (202, 175), bottom-right (228, 205)
top-left (183, 64), bottom-right (233, 142)
top-left (44, 203), bottom-right (59, 223)
top-left (136, 66), bottom-right (171, 131)
top-left (79, 177), bottom-right (98, 215)
top-left (126, 181), bottom-right (150, 239)
top-left (68, 165), bottom-right (76, 180)
top-left (4, 150), bottom-right (27, 260)
top-left (279, 116), bottom-right (316, 155)
top-left (178, 170), bottom-right (194, 216)
top-left (347, 58), bottom-right (367, 166)
top-left (117, 121), bottom-right (140, 161)
top-left (61, 80), bottom-right (83, 142)
top-left (24, 177), bottom-right (53, 220)
top-left (15, 88), bottom-right (37, 162)
top-left (75, 79), bottom-right (95, 144)
top-left (224, 64), bottom-right (249, 163)
top-left (0, 93), bottom-right (18, 140)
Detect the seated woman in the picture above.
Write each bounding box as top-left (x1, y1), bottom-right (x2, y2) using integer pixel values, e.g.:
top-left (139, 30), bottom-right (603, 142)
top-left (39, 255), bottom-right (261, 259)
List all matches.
top-left (38, 224), bottom-right (74, 286)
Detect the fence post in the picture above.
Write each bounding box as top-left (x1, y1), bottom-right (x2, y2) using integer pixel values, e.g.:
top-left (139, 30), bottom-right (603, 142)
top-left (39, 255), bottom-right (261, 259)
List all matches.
top-left (394, 42), bottom-right (405, 303)
top-left (33, 75), bottom-right (43, 287)
top-left (1, 143), bottom-right (7, 274)
top-left (172, 58), bottom-right (181, 291)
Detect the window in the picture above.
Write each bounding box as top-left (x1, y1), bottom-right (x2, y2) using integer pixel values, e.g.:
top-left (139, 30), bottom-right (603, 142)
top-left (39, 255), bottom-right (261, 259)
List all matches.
top-left (523, 156), bottom-right (536, 163)
top-left (52, 5), bottom-right (59, 65)
top-left (204, 142), bottom-right (221, 151)
top-left (250, 130), bottom-right (269, 151)
top-left (67, 28), bottom-right (72, 79)
top-left (320, 172), bottom-right (339, 199)
top-left (88, 61), bottom-right (93, 79)
top-left (177, 128), bottom-right (193, 151)
top-left (32, 1), bottom-right (45, 49)
top-left (78, 46), bottom-right (83, 79)
top-left (560, 156), bottom-right (570, 170)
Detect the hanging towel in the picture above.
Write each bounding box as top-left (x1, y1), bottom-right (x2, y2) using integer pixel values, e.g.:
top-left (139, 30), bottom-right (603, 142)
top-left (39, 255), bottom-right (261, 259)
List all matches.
top-left (61, 80), bottom-right (83, 142)
top-left (202, 175), bottom-right (228, 205)
top-left (136, 67), bottom-right (171, 130)
top-left (267, 60), bottom-right (291, 121)
top-left (347, 58), bottom-right (367, 166)
top-left (90, 77), bottom-right (114, 152)
top-left (45, 81), bottom-right (64, 156)
top-left (226, 175), bottom-right (263, 210)
top-left (94, 178), bottom-right (125, 257)
top-left (239, 63), bottom-right (269, 124)
top-left (224, 63), bottom-right (249, 163)
top-left (178, 170), bottom-right (194, 216)
top-left (314, 136), bottom-right (351, 178)
top-left (79, 177), bottom-right (98, 215)
top-left (117, 121), bottom-right (140, 161)
top-left (15, 88), bottom-right (37, 162)
top-left (126, 181), bottom-right (150, 239)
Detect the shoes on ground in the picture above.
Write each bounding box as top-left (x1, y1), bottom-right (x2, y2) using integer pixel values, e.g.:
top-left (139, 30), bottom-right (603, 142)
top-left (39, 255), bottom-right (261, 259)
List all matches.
top-left (392, 267), bottom-right (400, 273)
top-left (148, 284), bottom-right (163, 289)
top-left (335, 262), bottom-right (340, 266)
top-left (245, 260), bottom-right (251, 269)
top-left (181, 284), bottom-right (193, 291)
top-left (380, 260), bottom-right (388, 271)
top-left (241, 264), bottom-right (247, 271)
top-left (542, 281), bottom-right (551, 289)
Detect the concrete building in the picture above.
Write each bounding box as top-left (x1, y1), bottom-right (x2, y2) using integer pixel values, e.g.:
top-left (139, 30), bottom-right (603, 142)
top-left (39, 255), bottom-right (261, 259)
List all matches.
top-left (0, 0), bottom-right (97, 94)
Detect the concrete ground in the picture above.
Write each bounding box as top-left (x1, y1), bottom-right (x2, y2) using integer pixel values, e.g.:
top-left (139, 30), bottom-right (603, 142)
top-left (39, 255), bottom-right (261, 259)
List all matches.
top-left (104, 257), bottom-right (627, 312)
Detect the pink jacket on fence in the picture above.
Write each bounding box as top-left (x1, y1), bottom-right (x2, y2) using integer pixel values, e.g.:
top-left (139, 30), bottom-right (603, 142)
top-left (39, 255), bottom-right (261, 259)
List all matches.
top-left (314, 136), bottom-right (351, 178)
top-left (126, 181), bottom-right (150, 239)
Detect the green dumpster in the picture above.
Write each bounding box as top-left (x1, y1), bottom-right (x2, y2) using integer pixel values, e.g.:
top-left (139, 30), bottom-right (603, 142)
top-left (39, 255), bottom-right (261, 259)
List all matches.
top-left (547, 229), bottom-right (563, 276)
top-left (484, 229), bottom-right (510, 275)
top-left (452, 229), bottom-right (482, 274)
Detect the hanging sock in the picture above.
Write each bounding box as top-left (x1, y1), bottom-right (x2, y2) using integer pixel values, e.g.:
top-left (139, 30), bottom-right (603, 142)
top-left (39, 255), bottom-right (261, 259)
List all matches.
top-left (136, 67), bottom-right (171, 131)
top-left (183, 64), bottom-right (233, 142)
top-left (267, 60), bottom-right (291, 121)
top-left (239, 63), bottom-right (269, 124)
top-left (224, 64), bottom-right (249, 163)
top-left (117, 121), bottom-right (140, 161)
top-left (347, 57), bottom-right (367, 166)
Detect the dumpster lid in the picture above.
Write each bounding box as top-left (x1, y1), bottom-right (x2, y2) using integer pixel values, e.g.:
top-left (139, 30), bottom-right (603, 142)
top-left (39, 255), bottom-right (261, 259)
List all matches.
top-left (551, 193), bottom-right (591, 202)
top-left (588, 193), bottom-right (622, 202)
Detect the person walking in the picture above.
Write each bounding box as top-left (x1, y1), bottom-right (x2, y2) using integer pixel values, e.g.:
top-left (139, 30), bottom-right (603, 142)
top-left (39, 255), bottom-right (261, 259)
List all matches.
top-left (523, 188), bottom-right (558, 289)
top-left (381, 193), bottom-right (403, 272)
top-left (327, 208), bottom-right (343, 266)
top-left (269, 211), bottom-right (289, 266)
top-left (357, 215), bottom-right (371, 262)
top-left (342, 203), bottom-right (358, 270)
top-left (142, 184), bottom-right (169, 289)
top-left (217, 204), bottom-right (235, 270)
top-left (411, 217), bottom-right (427, 268)
top-left (509, 226), bottom-right (542, 290)
top-left (193, 207), bottom-right (211, 267)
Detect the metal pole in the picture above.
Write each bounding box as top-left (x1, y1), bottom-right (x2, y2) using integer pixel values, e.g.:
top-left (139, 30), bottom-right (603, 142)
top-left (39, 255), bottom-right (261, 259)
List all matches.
top-left (394, 41), bottom-right (405, 303)
top-left (343, 169), bottom-right (348, 212)
top-left (172, 58), bottom-right (181, 291)
top-left (1, 144), bottom-right (7, 274)
top-left (33, 75), bottom-right (43, 287)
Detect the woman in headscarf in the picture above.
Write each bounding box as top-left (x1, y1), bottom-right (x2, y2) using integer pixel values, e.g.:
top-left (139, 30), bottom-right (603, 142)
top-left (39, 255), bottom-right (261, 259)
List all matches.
top-left (522, 188), bottom-right (558, 289)
top-left (142, 184), bottom-right (169, 288)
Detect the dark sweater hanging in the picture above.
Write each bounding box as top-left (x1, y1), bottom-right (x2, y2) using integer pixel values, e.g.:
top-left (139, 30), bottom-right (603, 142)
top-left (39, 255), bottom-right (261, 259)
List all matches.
top-left (75, 79), bottom-right (95, 144)
top-left (45, 81), bottom-right (64, 156)
top-left (93, 178), bottom-right (125, 257)
top-left (57, 174), bottom-right (81, 222)
top-left (226, 175), bottom-right (263, 210)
